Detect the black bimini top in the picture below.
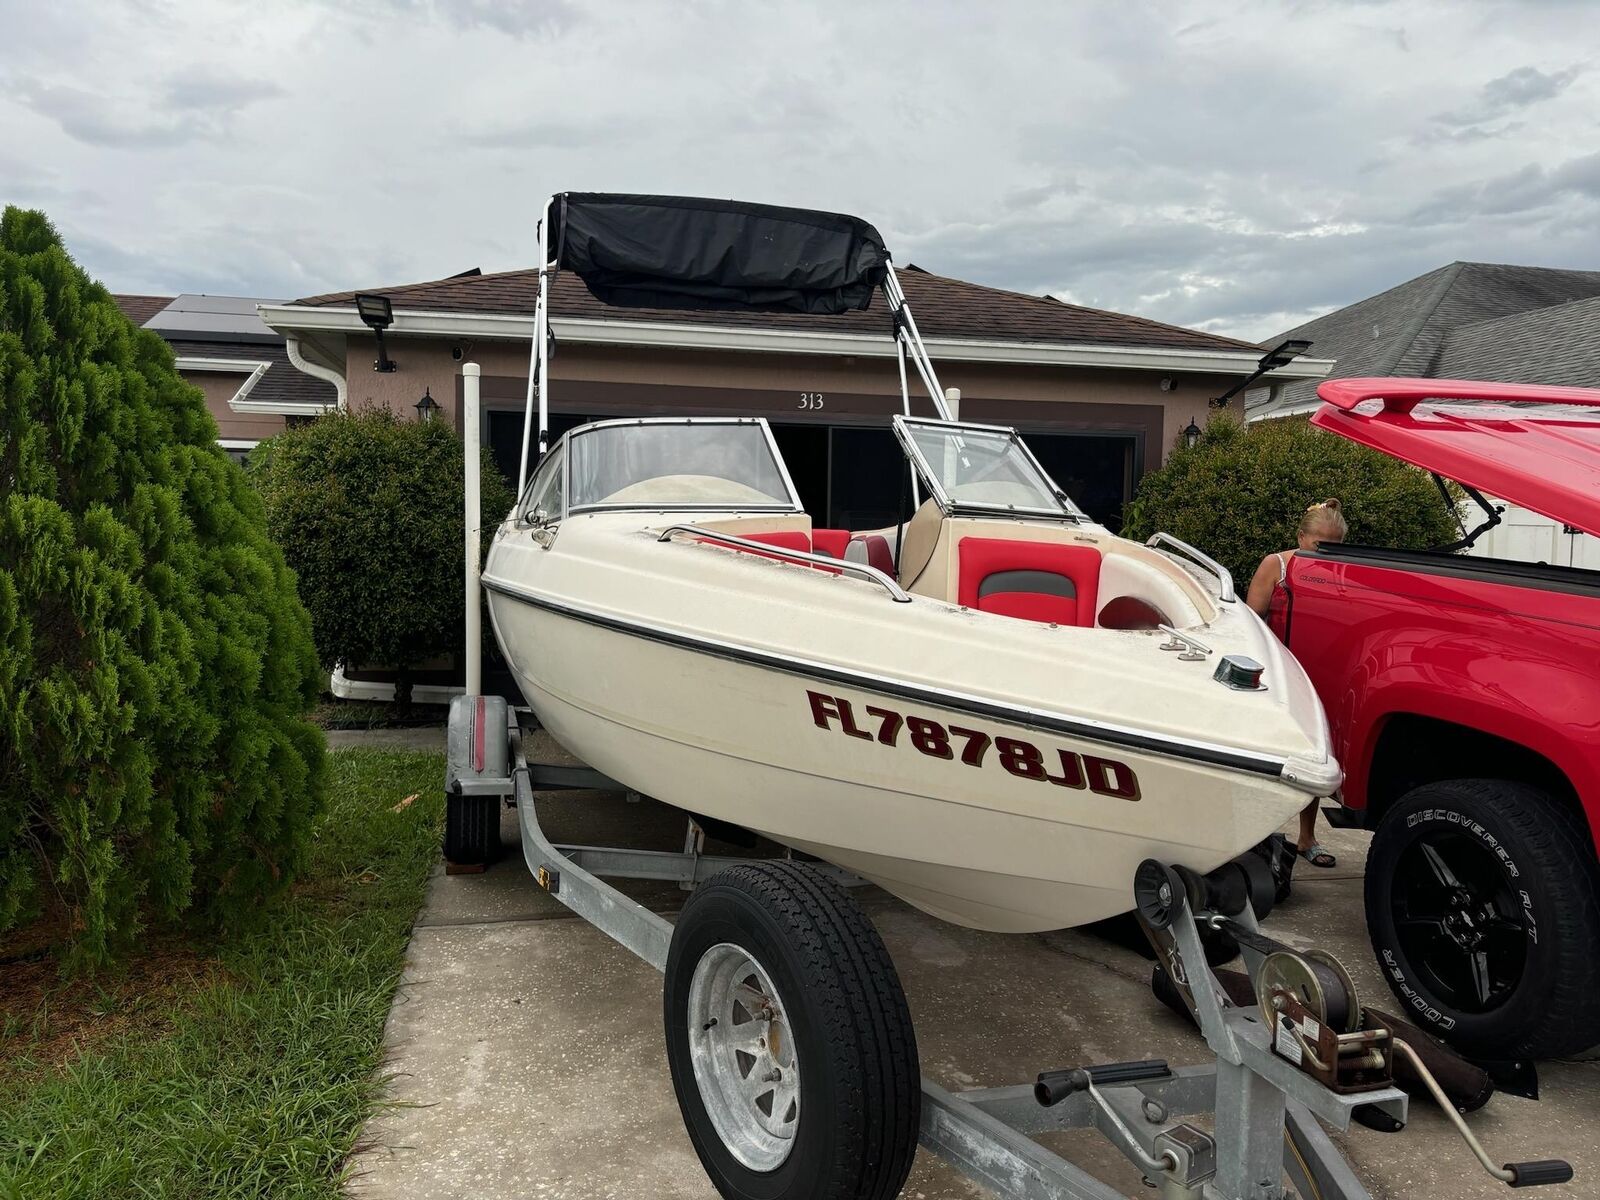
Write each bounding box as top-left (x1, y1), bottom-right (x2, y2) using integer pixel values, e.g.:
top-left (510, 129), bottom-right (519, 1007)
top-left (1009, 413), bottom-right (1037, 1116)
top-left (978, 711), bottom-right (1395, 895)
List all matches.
top-left (550, 193), bottom-right (889, 315)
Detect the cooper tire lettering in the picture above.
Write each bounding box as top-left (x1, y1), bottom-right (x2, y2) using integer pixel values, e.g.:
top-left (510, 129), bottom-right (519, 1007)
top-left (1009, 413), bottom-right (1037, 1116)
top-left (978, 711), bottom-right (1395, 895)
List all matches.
top-left (1367, 781), bottom-right (1588, 1060)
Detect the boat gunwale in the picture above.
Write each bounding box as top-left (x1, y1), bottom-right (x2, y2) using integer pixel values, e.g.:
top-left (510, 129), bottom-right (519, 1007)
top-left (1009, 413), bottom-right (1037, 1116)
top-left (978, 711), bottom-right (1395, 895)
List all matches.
top-left (480, 568), bottom-right (1338, 792)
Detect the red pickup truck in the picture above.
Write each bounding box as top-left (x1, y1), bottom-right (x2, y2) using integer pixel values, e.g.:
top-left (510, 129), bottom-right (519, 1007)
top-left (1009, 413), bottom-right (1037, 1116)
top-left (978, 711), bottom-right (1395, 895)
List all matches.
top-left (1272, 378), bottom-right (1600, 1061)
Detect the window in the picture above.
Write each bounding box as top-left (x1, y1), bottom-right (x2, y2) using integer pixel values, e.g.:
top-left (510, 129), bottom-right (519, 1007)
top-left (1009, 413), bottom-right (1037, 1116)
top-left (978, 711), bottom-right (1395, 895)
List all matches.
top-left (894, 418), bottom-right (1084, 518)
top-left (829, 427), bottom-right (906, 529)
top-left (566, 420), bottom-right (797, 511)
top-left (1022, 433), bottom-right (1139, 531)
top-left (217, 438), bottom-right (259, 466)
top-left (520, 444), bottom-right (565, 523)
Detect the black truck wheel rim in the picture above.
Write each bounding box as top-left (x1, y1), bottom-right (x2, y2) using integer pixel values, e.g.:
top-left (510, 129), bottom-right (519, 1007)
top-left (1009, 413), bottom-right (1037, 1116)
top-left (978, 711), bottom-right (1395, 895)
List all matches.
top-left (1393, 831), bottom-right (1528, 1014)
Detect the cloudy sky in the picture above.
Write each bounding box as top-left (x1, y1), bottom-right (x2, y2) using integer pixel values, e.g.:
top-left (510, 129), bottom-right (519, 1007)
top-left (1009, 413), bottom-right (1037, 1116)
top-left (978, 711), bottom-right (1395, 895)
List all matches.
top-left (3, 0), bottom-right (1597, 340)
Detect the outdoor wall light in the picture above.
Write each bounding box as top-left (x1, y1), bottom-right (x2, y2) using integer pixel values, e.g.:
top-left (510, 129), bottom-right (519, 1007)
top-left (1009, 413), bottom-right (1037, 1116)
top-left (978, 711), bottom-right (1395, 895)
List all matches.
top-left (1183, 417), bottom-right (1202, 448)
top-left (414, 387), bottom-right (440, 422)
top-left (355, 292), bottom-right (398, 373)
top-left (1210, 337), bottom-right (1314, 409)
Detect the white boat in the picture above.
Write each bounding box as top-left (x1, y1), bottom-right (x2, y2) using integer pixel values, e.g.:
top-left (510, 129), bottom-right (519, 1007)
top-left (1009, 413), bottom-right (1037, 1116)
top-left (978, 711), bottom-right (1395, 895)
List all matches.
top-left (482, 194), bottom-right (1339, 933)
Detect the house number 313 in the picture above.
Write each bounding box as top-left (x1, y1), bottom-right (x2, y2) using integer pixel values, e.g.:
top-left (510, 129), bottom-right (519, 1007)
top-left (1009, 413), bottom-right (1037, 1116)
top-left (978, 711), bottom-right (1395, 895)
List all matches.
top-left (797, 392), bottom-right (824, 410)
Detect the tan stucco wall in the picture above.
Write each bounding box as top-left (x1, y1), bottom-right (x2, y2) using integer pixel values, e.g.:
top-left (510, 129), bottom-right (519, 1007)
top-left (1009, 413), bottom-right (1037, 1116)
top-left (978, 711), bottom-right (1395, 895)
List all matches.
top-left (186, 370), bottom-right (286, 441)
top-left (343, 333), bottom-right (1236, 468)
top-left (344, 336), bottom-right (463, 417)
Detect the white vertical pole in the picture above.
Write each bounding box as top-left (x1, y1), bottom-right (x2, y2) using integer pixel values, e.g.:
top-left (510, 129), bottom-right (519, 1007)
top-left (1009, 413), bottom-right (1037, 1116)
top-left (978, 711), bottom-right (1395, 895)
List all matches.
top-left (944, 387), bottom-right (961, 423)
top-left (517, 207), bottom-right (553, 494)
top-left (884, 265), bottom-right (950, 419)
top-left (516, 352), bottom-right (536, 496)
top-left (463, 362), bottom-right (483, 698)
top-left (895, 336), bottom-right (921, 510)
top-left (536, 203), bottom-right (553, 457)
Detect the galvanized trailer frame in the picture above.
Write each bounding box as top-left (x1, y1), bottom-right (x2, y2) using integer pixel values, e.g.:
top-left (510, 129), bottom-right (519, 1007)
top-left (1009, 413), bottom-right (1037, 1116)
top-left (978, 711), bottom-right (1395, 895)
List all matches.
top-left (446, 703), bottom-right (1405, 1200)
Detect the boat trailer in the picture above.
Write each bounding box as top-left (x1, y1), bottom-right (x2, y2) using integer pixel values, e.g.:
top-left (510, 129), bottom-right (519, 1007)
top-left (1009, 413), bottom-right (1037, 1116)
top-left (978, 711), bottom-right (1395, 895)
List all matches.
top-left (444, 696), bottom-right (1572, 1200)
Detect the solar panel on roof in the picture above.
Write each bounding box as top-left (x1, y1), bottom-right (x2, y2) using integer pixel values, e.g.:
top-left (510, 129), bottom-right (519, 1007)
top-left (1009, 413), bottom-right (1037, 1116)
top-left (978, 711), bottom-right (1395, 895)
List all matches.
top-left (144, 294), bottom-right (282, 341)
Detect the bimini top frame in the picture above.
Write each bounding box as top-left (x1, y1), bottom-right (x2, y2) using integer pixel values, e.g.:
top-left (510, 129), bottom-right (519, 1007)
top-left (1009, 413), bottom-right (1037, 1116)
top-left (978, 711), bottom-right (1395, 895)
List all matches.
top-left (516, 192), bottom-right (953, 495)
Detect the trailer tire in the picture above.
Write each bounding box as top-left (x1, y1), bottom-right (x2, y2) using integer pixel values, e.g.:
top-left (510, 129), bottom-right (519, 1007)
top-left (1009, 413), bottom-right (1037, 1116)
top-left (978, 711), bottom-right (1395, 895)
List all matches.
top-left (1364, 779), bottom-right (1600, 1060)
top-left (664, 861), bottom-right (919, 1200)
top-left (443, 790), bottom-right (500, 866)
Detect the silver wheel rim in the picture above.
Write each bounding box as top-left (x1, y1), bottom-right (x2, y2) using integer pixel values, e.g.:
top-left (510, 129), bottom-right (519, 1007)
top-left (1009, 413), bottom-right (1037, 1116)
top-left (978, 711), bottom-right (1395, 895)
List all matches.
top-left (687, 942), bottom-right (801, 1171)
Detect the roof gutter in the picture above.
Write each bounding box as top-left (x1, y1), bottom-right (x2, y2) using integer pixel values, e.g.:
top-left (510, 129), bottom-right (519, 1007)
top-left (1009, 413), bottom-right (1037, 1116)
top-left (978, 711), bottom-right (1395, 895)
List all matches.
top-left (258, 302), bottom-right (1334, 380)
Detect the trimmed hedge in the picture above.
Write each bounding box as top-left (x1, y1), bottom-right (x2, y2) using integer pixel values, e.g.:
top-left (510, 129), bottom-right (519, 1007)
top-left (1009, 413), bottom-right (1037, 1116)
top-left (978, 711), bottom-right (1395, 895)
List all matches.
top-left (249, 409), bottom-right (516, 706)
top-left (0, 207), bottom-right (327, 967)
top-left (1121, 414), bottom-right (1463, 587)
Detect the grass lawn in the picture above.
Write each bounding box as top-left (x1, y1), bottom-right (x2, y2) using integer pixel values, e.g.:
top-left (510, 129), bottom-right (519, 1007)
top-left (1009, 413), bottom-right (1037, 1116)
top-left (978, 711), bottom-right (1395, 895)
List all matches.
top-left (310, 699), bottom-right (444, 731)
top-left (0, 750), bottom-right (445, 1199)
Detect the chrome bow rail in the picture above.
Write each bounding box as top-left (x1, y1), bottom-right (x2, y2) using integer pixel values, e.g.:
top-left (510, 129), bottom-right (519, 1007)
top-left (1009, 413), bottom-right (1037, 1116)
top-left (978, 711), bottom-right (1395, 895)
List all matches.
top-left (1147, 533), bottom-right (1237, 603)
top-left (656, 525), bottom-right (913, 603)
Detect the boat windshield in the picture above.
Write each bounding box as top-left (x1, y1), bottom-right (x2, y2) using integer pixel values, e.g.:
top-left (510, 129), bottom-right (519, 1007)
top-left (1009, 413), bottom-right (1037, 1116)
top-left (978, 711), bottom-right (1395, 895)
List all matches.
top-left (567, 419), bottom-right (800, 512)
top-left (894, 417), bottom-right (1085, 519)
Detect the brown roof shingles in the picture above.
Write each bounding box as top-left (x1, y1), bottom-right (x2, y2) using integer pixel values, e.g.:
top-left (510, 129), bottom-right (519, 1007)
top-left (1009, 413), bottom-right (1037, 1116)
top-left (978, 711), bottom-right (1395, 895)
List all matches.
top-left (165, 338), bottom-right (338, 409)
top-left (112, 294), bottom-right (175, 325)
top-left (296, 267), bottom-right (1257, 355)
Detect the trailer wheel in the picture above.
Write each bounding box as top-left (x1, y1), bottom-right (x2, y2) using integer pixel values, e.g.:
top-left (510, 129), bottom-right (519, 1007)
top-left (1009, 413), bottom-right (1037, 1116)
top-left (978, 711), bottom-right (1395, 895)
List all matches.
top-left (664, 861), bottom-right (919, 1200)
top-left (1365, 779), bottom-right (1600, 1060)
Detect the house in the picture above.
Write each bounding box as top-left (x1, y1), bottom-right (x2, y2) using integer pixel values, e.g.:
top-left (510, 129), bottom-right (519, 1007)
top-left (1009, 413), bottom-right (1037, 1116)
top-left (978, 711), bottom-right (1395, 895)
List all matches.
top-left (261, 264), bottom-right (1330, 533)
top-left (1249, 262), bottom-right (1600, 568)
top-left (112, 293), bottom-right (339, 459)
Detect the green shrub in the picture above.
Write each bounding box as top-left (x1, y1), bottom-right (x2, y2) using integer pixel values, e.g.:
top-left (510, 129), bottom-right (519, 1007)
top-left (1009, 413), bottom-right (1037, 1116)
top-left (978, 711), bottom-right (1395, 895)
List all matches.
top-left (1122, 414), bottom-right (1463, 587)
top-left (0, 207), bottom-right (327, 967)
top-left (249, 409), bottom-right (515, 707)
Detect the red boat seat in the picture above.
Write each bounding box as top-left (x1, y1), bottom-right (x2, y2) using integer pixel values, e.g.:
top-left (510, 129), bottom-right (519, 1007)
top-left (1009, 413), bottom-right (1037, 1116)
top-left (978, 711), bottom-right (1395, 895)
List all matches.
top-left (811, 529), bottom-right (850, 558)
top-left (845, 534), bottom-right (896, 578)
top-left (693, 529), bottom-right (842, 575)
top-left (957, 538), bottom-right (1102, 627)
top-left (742, 530), bottom-right (813, 553)
top-left (1095, 595), bottom-right (1167, 631)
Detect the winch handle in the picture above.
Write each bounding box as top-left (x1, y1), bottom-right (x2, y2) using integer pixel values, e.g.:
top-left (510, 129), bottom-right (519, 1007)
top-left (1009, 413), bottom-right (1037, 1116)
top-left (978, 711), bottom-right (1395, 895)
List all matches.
top-left (1034, 1059), bottom-right (1171, 1107)
top-left (1505, 1161), bottom-right (1575, 1188)
top-left (1392, 1040), bottom-right (1573, 1188)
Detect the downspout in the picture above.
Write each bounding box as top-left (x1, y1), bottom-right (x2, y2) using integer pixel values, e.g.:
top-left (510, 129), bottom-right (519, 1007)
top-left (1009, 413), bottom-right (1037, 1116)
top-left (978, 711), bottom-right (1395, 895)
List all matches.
top-left (285, 334), bottom-right (349, 410)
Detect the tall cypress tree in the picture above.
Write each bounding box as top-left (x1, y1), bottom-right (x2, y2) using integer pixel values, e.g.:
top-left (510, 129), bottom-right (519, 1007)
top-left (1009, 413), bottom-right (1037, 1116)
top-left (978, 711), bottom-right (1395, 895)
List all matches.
top-left (0, 207), bottom-right (327, 966)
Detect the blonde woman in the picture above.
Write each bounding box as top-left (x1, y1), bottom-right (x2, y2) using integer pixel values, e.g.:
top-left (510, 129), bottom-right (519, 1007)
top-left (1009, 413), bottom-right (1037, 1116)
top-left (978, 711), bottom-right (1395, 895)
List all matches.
top-left (1247, 498), bottom-right (1348, 868)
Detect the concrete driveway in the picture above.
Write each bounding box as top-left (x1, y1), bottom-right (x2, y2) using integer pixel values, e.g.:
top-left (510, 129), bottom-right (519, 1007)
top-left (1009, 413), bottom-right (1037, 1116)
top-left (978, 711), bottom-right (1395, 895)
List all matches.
top-left (347, 788), bottom-right (1595, 1199)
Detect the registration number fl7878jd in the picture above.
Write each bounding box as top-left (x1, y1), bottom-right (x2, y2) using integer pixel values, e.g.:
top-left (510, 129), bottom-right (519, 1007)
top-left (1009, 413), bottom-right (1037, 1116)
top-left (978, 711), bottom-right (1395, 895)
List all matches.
top-left (806, 690), bottom-right (1141, 800)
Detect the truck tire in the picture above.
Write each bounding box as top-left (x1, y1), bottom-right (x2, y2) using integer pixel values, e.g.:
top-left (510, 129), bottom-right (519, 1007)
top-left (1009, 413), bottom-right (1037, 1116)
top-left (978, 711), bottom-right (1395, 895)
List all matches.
top-left (1364, 779), bottom-right (1600, 1060)
top-left (664, 861), bottom-right (919, 1200)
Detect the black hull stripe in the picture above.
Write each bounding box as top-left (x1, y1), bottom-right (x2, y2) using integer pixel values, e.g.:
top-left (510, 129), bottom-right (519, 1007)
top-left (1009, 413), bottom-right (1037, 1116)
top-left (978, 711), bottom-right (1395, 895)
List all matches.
top-left (481, 574), bottom-right (1287, 780)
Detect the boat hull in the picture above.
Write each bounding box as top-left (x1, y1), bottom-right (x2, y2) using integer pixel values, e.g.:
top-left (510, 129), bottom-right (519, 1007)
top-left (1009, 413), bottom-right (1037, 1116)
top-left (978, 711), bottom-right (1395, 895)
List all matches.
top-left (489, 592), bottom-right (1307, 933)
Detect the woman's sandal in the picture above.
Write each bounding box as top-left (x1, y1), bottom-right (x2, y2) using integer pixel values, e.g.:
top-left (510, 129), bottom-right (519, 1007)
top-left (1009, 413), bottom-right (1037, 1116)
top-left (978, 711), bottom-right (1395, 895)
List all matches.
top-left (1297, 842), bottom-right (1337, 869)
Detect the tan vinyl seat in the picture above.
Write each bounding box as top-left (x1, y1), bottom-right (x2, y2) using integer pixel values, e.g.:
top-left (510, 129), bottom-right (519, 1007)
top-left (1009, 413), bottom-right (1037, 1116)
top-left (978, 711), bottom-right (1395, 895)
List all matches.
top-left (896, 500), bottom-right (943, 590)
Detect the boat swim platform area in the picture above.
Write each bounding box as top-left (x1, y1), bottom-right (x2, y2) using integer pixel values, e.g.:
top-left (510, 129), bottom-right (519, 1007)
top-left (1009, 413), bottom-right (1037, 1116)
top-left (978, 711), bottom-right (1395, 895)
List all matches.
top-left (343, 771), bottom-right (1600, 1199)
